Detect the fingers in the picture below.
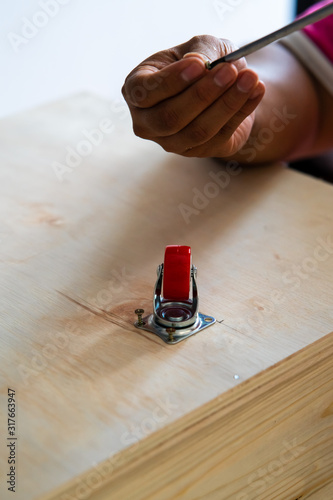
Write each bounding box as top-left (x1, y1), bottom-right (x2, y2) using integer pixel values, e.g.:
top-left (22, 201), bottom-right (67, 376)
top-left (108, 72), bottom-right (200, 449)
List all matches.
top-left (122, 56), bottom-right (206, 108)
top-left (131, 63), bottom-right (239, 138)
top-left (172, 35), bottom-right (247, 73)
top-left (122, 35), bottom-right (265, 159)
top-left (138, 69), bottom-right (261, 148)
top-left (179, 81), bottom-right (266, 158)
top-left (217, 81), bottom-right (265, 140)
top-left (155, 78), bottom-right (265, 157)
top-left (122, 35), bottom-right (247, 110)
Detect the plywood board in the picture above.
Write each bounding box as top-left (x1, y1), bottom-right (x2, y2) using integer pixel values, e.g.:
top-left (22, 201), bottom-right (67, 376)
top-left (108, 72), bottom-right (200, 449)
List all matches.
top-left (0, 93), bottom-right (332, 500)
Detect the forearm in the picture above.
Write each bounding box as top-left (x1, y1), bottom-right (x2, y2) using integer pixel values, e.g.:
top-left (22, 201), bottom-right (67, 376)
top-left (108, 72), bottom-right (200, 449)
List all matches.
top-left (229, 43), bottom-right (321, 164)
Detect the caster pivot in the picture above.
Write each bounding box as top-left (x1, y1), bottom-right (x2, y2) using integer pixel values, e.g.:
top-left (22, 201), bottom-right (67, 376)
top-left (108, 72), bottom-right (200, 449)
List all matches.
top-left (134, 245), bottom-right (216, 344)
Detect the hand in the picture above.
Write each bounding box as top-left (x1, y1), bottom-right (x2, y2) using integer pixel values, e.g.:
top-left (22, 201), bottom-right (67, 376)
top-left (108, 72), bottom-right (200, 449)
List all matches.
top-left (122, 35), bottom-right (265, 158)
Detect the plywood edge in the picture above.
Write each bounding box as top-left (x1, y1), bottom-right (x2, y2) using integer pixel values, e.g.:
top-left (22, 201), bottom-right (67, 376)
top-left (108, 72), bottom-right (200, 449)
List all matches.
top-left (302, 479), bottom-right (333, 499)
top-left (39, 330), bottom-right (333, 500)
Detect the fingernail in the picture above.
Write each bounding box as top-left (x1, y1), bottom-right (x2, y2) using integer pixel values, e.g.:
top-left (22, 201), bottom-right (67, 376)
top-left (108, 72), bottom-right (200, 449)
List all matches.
top-left (249, 85), bottom-right (263, 100)
top-left (183, 52), bottom-right (207, 63)
top-left (181, 62), bottom-right (205, 82)
top-left (214, 65), bottom-right (236, 87)
top-left (237, 72), bottom-right (257, 93)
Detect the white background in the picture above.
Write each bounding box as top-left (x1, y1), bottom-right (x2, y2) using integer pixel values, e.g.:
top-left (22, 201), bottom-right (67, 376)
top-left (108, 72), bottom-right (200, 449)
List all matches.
top-left (1, 0), bottom-right (294, 119)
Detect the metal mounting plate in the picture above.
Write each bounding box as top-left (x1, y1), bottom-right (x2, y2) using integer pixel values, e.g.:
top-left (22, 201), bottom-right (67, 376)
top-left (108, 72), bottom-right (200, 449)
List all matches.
top-left (134, 312), bottom-right (216, 344)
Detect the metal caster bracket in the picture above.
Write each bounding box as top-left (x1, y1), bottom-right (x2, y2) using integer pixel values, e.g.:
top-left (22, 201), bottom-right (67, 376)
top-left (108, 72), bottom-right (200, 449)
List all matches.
top-left (135, 312), bottom-right (216, 345)
top-left (134, 246), bottom-right (216, 345)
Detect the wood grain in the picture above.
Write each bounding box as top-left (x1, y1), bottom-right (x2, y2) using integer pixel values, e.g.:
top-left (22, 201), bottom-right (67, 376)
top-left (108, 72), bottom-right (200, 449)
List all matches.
top-left (42, 330), bottom-right (333, 500)
top-left (0, 93), bottom-right (332, 500)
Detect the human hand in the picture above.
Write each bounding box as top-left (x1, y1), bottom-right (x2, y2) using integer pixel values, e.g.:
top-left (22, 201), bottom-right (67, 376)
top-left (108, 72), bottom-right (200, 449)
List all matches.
top-left (122, 35), bottom-right (265, 158)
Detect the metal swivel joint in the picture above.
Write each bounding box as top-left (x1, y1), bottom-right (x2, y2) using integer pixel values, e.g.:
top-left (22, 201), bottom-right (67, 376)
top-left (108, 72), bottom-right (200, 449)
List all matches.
top-left (134, 245), bottom-right (215, 344)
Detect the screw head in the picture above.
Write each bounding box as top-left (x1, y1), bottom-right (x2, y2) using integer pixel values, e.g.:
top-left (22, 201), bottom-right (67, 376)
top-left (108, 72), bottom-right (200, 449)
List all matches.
top-left (135, 309), bottom-right (144, 315)
top-left (166, 327), bottom-right (176, 342)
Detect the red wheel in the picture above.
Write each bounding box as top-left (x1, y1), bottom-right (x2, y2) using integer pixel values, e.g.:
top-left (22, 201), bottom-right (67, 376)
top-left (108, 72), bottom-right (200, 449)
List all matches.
top-left (163, 245), bottom-right (191, 301)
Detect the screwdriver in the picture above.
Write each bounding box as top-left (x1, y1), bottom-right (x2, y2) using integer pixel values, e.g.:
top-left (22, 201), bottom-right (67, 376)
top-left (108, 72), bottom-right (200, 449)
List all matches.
top-left (206, 2), bottom-right (333, 69)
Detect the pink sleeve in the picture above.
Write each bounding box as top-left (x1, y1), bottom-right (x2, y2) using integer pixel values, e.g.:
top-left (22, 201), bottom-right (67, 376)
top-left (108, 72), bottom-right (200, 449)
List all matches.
top-left (280, 1), bottom-right (333, 93)
top-left (302, 0), bottom-right (333, 63)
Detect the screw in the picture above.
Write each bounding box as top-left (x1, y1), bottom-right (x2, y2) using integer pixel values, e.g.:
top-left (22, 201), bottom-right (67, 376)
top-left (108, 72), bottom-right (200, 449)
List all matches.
top-left (135, 308), bottom-right (144, 326)
top-left (166, 327), bottom-right (176, 342)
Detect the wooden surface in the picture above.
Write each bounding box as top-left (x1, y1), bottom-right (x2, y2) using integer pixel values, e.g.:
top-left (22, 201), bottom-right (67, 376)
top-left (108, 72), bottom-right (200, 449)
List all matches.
top-left (0, 93), bottom-right (332, 500)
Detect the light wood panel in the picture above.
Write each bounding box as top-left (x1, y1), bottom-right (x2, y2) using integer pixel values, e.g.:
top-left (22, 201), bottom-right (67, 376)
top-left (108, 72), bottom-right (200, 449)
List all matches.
top-left (42, 331), bottom-right (333, 500)
top-left (0, 93), bottom-right (332, 500)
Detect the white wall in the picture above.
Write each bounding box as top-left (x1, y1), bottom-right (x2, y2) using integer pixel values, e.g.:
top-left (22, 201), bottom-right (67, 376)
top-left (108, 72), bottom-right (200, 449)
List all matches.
top-left (1, 0), bottom-right (294, 119)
